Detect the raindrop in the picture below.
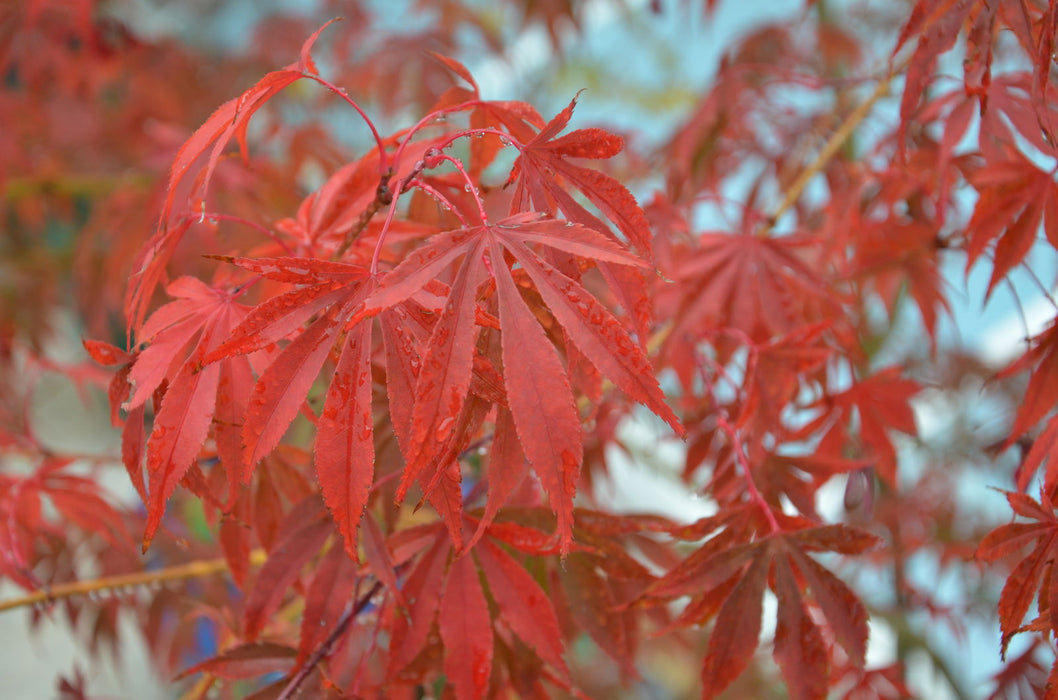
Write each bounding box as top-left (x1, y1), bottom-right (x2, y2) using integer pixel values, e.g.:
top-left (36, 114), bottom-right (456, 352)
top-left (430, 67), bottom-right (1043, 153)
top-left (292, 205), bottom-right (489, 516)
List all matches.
top-left (434, 416), bottom-right (455, 441)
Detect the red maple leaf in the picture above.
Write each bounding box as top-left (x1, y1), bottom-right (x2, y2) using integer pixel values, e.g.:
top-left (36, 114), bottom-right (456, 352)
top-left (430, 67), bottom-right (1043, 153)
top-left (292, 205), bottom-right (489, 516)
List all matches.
top-left (116, 276), bottom-right (254, 549)
top-left (964, 147), bottom-right (1058, 298)
top-left (667, 230), bottom-right (836, 346)
top-left (127, 21), bottom-right (341, 330)
top-left (385, 516), bottom-right (571, 700)
top-left (977, 489), bottom-right (1058, 657)
top-left (363, 212), bottom-right (681, 552)
top-left (205, 256), bottom-right (375, 559)
top-left (647, 521), bottom-right (878, 700)
top-left (801, 367), bottom-right (920, 486)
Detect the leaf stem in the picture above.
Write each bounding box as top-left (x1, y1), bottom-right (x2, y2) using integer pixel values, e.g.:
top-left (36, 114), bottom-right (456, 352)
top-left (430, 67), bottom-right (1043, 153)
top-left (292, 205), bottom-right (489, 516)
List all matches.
top-left (429, 126), bottom-right (524, 154)
top-left (433, 152), bottom-right (490, 224)
top-left (387, 99), bottom-right (510, 173)
top-left (0, 549), bottom-right (266, 614)
top-left (716, 414), bottom-right (781, 533)
top-left (369, 176), bottom-right (409, 276)
top-left (409, 176), bottom-right (469, 227)
top-left (301, 73), bottom-right (389, 176)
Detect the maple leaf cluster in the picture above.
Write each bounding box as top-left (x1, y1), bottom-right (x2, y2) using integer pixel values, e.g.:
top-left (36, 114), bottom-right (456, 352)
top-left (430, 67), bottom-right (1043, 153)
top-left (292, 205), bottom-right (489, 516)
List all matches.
top-left (6, 0), bottom-right (1058, 698)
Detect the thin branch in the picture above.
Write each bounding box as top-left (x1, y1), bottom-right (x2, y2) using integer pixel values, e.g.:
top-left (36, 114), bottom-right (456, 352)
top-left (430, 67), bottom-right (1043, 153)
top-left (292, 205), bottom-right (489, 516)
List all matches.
top-left (716, 414), bottom-right (781, 533)
top-left (0, 549), bottom-right (267, 614)
top-left (765, 63), bottom-right (903, 233)
top-left (333, 173), bottom-right (393, 260)
top-left (3, 173), bottom-right (154, 201)
top-left (276, 579), bottom-right (383, 700)
top-left (408, 176), bottom-right (470, 227)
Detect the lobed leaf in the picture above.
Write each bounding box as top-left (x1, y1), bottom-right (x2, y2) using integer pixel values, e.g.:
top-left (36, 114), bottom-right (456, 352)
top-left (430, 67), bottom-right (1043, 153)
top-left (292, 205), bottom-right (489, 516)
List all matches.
top-left (772, 553), bottom-right (829, 700)
top-left (701, 548), bottom-right (768, 699)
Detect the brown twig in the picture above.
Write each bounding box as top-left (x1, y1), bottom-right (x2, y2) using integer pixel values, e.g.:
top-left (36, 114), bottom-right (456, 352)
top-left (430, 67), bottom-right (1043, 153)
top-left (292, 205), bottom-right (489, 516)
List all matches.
top-left (765, 71), bottom-right (896, 232)
top-left (0, 549), bottom-right (267, 614)
top-left (3, 173), bottom-right (154, 201)
top-left (333, 175), bottom-right (394, 260)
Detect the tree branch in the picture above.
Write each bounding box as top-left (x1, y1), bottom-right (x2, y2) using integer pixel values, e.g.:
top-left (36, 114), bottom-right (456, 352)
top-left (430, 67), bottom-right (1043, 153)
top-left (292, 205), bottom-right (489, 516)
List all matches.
top-left (0, 549), bottom-right (267, 614)
top-left (765, 70), bottom-right (895, 231)
top-left (333, 173), bottom-right (394, 260)
top-left (276, 579), bottom-right (384, 700)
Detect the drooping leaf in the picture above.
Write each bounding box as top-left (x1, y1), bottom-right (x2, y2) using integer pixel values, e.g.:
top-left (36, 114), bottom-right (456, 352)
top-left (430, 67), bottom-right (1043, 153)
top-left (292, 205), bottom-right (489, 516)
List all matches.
top-left (804, 367), bottom-right (920, 486)
top-left (700, 543), bottom-right (768, 699)
top-left (646, 522), bottom-right (877, 698)
top-left (506, 96), bottom-right (653, 257)
top-left (977, 489), bottom-right (1058, 656)
top-left (668, 230), bottom-right (834, 345)
top-left (315, 320), bottom-right (375, 559)
top-left (388, 530), bottom-right (451, 674)
top-left (298, 543), bottom-right (358, 666)
top-left (362, 213), bottom-right (679, 549)
top-left (244, 497), bottom-right (332, 640)
top-left (1001, 323), bottom-right (1058, 448)
top-left (128, 23), bottom-right (337, 329)
top-left (475, 538), bottom-right (568, 678)
top-left (895, 0), bottom-right (978, 145)
top-left (490, 237), bottom-right (581, 554)
top-left (439, 553), bottom-right (493, 700)
top-left (466, 407), bottom-right (528, 550)
top-left (492, 220), bottom-right (682, 436)
top-left (131, 277), bottom-right (252, 549)
top-left (772, 552), bottom-right (829, 700)
top-left (177, 642), bottom-right (297, 681)
top-left (964, 150), bottom-right (1058, 298)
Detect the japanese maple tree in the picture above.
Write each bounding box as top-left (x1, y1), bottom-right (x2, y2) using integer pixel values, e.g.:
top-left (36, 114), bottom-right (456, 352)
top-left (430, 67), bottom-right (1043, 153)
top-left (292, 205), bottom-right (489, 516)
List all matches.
top-left (5, 1), bottom-right (1058, 699)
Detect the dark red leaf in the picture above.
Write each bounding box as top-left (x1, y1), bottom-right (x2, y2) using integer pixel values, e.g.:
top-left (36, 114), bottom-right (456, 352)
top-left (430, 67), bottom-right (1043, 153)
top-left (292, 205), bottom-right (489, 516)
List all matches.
top-left (298, 544), bottom-right (358, 666)
top-left (701, 547), bottom-right (768, 699)
top-left (177, 642), bottom-right (297, 681)
top-left (244, 497), bottom-right (332, 639)
top-left (315, 320), bottom-right (375, 559)
top-left (475, 539), bottom-right (568, 678)
top-left (440, 554), bottom-right (493, 700)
